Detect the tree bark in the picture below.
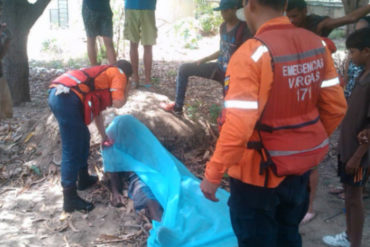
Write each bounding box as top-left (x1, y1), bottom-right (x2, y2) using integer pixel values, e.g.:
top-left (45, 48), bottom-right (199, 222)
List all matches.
top-left (1, 0), bottom-right (50, 105)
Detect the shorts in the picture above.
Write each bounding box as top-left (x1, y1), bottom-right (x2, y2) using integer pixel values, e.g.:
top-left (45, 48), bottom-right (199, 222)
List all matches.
top-left (124, 9), bottom-right (157, 45)
top-left (338, 157), bottom-right (369, 186)
top-left (82, 3), bottom-right (113, 38)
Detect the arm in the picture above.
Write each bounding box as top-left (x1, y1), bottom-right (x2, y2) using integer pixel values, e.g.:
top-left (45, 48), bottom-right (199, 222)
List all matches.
top-left (318, 48), bottom-right (347, 136)
top-left (317, 4), bottom-right (370, 34)
top-left (94, 113), bottom-right (108, 142)
top-left (345, 142), bottom-right (369, 175)
top-left (196, 51), bottom-right (220, 65)
top-left (201, 41), bottom-right (272, 200)
top-left (109, 68), bottom-right (129, 108)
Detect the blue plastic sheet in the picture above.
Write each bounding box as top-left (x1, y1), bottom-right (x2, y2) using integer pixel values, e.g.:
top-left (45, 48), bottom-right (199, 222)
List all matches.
top-left (102, 115), bottom-right (237, 247)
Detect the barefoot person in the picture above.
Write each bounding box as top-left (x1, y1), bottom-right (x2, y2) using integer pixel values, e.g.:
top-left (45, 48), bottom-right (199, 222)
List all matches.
top-left (48, 60), bottom-right (132, 213)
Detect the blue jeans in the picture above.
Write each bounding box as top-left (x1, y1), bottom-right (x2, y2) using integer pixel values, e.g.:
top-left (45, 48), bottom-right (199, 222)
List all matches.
top-left (175, 62), bottom-right (224, 109)
top-left (228, 172), bottom-right (310, 247)
top-left (48, 88), bottom-right (90, 188)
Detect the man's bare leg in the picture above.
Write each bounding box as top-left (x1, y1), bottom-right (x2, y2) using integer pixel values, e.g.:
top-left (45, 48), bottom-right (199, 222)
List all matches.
top-left (87, 36), bottom-right (98, 66)
top-left (143, 45), bottom-right (153, 84)
top-left (103, 36), bottom-right (117, 65)
top-left (345, 184), bottom-right (364, 247)
top-left (108, 172), bottom-right (125, 207)
top-left (146, 199), bottom-right (163, 222)
top-left (130, 42), bottom-right (140, 87)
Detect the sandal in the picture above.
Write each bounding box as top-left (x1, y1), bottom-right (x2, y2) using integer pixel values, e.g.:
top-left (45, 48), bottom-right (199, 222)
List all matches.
top-left (329, 186), bottom-right (344, 195)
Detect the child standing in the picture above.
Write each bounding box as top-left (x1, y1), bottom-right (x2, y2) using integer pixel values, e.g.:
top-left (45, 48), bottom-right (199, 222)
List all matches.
top-left (323, 28), bottom-right (370, 247)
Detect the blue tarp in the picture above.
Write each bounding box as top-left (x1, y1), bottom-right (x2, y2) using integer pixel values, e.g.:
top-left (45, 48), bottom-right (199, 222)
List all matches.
top-left (102, 115), bottom-right (237, 247)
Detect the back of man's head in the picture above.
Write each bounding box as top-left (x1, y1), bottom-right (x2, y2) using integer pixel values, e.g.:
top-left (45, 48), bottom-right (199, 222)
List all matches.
top-left (256, 0), bottom-right (286, 11)
top-left (287, 0), bottom-right (307, 11)
top-left (346, 27), bottom-right (370, 50)
top-left (115, 60), bottom-right (133, 78)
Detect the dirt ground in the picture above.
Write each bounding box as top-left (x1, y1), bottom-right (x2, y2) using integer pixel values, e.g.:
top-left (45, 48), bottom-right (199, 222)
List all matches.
top-left (1, 27), bottom-right (370, 247)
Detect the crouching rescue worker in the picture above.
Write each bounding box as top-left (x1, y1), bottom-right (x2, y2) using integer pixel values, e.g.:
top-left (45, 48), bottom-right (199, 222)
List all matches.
top-left (200, 0), bottom-right (347, 246)
top-left (48, 60), bottom-right (132, 213)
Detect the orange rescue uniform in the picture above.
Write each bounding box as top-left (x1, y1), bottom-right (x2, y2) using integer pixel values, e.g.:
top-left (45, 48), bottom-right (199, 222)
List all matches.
top-left (70, 67), bottom-right (127, 102)
top-left (205, 16), bottom-right (347, 188)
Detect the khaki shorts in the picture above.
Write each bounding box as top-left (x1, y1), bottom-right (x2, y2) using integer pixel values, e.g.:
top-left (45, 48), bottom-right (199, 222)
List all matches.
top-left (124, 10), bottom-right (157, 46)
top-left (0, 77), bottom-right (13, 119)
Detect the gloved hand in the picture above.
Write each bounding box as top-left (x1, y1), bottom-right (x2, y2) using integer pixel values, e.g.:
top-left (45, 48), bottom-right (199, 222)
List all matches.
top-left (102, 136), bottom-right (114, 147)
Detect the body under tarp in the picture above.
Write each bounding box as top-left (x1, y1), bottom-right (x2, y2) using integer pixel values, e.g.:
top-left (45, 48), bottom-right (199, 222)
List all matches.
top-left (102, 115), bottom-right (237, 247)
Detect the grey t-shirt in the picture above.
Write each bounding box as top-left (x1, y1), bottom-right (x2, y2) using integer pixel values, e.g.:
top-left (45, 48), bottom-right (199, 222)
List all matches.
top-left (338, 72), bottom-right (370, 167)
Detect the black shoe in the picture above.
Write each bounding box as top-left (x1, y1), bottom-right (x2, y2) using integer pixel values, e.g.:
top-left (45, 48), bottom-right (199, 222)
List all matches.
top-left (63, 186), bottom-right (94, 213)
top-left (77, 167), bottom-right (98, 190)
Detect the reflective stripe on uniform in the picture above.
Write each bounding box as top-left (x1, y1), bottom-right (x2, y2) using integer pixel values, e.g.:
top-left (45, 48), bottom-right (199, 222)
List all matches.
top-left (110, 88), bottom-right (117, 92)
top-left (273, 47), bottom-right (326, 63)
top-left (321, 40), bottom-right (327, 47)
top-left (251, 45), bottom-right (268, 62)
top-left (321, 77), bottom-right (340, 88)
top-left (88, 101), bottom-right (92, 107)
top-left (118, 68), bottom-right (124, 74)
top-left (269, 138), bottom-right (329, 157)
top-left (66, 73), bottom-right (82, 84)
top-left (224, 100), bottom-right (258, 109)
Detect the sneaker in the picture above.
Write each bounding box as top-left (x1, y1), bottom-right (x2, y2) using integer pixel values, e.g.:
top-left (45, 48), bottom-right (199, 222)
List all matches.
top-left (322, 232), bottom-right (350, 247)
top-left (160, 102), bottom-right (183, 115)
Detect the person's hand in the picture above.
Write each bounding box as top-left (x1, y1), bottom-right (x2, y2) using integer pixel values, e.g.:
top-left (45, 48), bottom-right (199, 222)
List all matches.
top-left (357, 129), bottom-right (370, 145)
top-left (102, 135), bottom-right (114, 147)
top-left (200, 178), bottom-right (219, 202)
top-left (345, 156), bottom-right (361, 175)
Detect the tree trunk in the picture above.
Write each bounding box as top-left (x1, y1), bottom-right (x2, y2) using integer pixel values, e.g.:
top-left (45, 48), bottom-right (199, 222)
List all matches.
top-left (342, 0), bottom-right (369, 34)
top-left (1, 0), bottom-right (50, 105)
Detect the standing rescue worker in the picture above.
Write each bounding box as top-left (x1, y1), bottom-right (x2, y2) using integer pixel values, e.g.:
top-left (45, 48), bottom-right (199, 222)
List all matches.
top-left (200, 0), bottom-right (347, 246)
top-left (48, 60), bottom-right (132, 213)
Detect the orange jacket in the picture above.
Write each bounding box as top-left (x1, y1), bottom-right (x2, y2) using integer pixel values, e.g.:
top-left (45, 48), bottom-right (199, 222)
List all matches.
top-left (51, 66), bottom-right (127, 124)
top-left (52, 66), bottom-right (127, 102)
top-left (205, 17), bottom-right (347, 188)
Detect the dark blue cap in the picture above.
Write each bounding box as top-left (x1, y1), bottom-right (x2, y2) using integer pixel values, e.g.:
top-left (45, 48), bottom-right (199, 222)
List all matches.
top-left (213, 0), bottom-right (242, 11)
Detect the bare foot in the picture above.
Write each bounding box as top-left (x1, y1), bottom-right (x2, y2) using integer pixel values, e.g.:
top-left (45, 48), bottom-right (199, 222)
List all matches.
top-left (146, 199), bottom-right (163, 222)
top-left (110, 192), bottom-right (125, 207)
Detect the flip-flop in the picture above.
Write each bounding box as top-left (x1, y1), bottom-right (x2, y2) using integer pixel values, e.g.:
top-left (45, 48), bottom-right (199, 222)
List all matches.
top-left (301, 212), bottom-right (316, 224)
top-left (329, 186), bottom-right (344, 195)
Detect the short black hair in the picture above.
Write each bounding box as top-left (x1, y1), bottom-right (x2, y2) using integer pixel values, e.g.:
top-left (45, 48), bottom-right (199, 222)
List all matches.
top-left (346, 27), bottom-right (370, 50)
top-left (115, 60), bottom-right (132, 78)
top-left (257, 0), bottom-right (287, 11)
top-left (287, 0), bottom-right (307, 11)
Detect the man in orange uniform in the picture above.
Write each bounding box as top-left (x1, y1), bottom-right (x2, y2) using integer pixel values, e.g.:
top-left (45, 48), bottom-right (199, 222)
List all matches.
top-left (49, 60), bottom-right (132, 213)
top-left (200, 0), bottom-right (347, 246)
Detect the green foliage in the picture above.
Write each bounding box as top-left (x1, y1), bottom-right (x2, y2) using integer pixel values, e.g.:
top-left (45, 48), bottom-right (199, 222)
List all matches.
top-left (328, 28), bottom-right (346, 40)
top-left (195, 0), bottom-right (223, 35)
top-left (41, 38), bottom-right (62, 54)
top-left (174, 18), bottom-right (202, 49)
top-left (29, 57), bottom-right (87, 69)
top-left (185, 101), bottom-right (201, 120)
top-left (209, 103), bottom-right (222, 123)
